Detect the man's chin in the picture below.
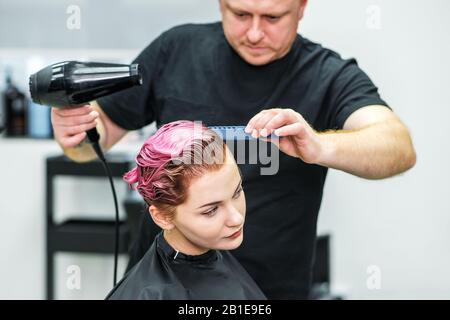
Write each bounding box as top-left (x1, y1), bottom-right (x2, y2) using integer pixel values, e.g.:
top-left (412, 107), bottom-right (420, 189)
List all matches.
top-left (242, 54), bottom-right (274, 66)
top-left (237, 48), bottom-right (274, 66)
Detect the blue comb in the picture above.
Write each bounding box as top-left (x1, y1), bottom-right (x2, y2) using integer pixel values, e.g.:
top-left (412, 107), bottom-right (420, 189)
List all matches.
top-left (209, 126), bottom-right (277, 141)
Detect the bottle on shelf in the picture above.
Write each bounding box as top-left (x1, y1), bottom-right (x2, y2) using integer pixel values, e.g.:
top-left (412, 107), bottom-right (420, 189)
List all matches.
top-left (27, 100), bottom-right (52, 139)
top-left (3, 72), bottom-right (28, 137)
top-left (0, 91), bottom-right (4, 134)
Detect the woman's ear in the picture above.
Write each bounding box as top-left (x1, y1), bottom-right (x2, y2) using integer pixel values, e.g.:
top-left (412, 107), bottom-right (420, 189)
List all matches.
top-left (148, 205), bottom-right (175, 231)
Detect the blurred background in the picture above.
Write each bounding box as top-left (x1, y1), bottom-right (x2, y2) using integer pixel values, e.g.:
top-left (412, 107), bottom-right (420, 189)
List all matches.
top-left (0, 0), bottom-right (449, 299)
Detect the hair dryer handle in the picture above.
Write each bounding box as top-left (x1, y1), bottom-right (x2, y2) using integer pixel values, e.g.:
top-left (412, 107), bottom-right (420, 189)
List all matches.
top-left (82, 104), bottom-right (104, 160)
top-left (86, 127), bottom-right (100, 143)
top-left (83, 102), bottom-right (100, 144)
top-left (86, 127), bottom-right (105, 161)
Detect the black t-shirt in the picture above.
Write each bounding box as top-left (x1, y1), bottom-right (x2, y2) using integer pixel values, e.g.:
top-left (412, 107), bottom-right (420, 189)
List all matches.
top-left (106, 232), bottom-right (266, 300)
top-left (98, 22), bottom-right (388, 299)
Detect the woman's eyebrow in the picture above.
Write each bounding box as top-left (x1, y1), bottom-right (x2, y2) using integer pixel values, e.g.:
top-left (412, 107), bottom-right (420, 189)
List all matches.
top-left (197, 200), bottom-right (221, 209)
top-left (197, 179), bottom-right (243, 209)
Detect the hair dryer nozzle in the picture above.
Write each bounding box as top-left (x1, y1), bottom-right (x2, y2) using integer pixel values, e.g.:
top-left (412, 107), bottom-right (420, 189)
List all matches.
top-left (29, 61), bottom-right (143, 108)
top-left (29, 73), bottom-right (38, 103)
top-left (29, 65), bottom-right (55, 105)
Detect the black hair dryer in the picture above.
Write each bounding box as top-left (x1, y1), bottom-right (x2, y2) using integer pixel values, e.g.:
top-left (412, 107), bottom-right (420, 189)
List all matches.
top-left (29, 61), bottom-right (142, 145)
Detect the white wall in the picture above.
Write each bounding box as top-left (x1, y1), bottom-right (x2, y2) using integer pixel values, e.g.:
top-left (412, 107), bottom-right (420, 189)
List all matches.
top-left (303, 0), bottom-right (450, 299)
top-left (0, 0), bottom-right (449, 299)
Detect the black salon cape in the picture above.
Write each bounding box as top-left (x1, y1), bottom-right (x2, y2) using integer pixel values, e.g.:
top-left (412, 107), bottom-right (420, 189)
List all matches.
top-left (106, 232), bottom-right (266, 300)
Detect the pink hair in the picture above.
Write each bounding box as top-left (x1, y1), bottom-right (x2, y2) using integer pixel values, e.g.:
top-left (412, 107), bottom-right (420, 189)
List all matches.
top-left (123, 120), bottom-right (226, 210)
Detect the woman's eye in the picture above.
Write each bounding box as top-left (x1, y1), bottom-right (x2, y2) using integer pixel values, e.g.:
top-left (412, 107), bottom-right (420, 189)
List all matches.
top-left (233, 187), bottom-right (243, 199)
top-left (203, 206), bottom-right (218, 217)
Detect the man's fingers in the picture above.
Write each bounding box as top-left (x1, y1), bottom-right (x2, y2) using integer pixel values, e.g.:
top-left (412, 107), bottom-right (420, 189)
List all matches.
top-left (247, 109), bottom-right (303, 137)
top-left (50, 105), bottom-right (100, 149)
top-left (60, 132), bottom-right (87, 148)
top-left (245, 108), bottom-right (285, 133)
top-left (274, 122), bottom-right (305, 137)
top-left (250, 112), bottom-right (277, 136)
top-left (52, 110), bottom-right (99, 127)
top-left (263, 112), bottom-right (291, 132)
top-left (260, 136), bottom-right (280, 148)
top-left (245, 108), bottom-right (306, 140)
top-left (245, 109), bottom-right (271, 133)
top-left (65, 121), bottom-right (97, 136)
top-left (260, 110), bottom-right (301, 137)
top-left (52, 105), bottom-right (92, 117)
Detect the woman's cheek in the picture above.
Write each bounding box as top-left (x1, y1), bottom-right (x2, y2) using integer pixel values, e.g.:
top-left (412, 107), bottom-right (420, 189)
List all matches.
top-left (194, 214), bottom-right (225, 241)
top-left (238, 192), bottom-right (246, 218)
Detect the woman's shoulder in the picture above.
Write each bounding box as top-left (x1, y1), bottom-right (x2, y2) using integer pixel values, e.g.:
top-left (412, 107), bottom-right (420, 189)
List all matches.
top-left (106, 237), bottom-right (182, 300)
top-left (107, 281), bottom-right (188, 300)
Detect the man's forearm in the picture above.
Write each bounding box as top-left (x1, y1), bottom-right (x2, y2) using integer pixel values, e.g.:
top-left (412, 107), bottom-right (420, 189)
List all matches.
top-left (316, 120), bottom-right (416, 179)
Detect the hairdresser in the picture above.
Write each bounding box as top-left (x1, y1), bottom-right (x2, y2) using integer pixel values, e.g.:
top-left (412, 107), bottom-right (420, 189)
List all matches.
top-left (50, 0), bottom-right (416, 299)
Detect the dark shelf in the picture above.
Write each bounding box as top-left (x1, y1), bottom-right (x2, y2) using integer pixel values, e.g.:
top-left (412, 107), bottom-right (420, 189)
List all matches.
top-left (46, 153), bottom-right (132, 177)
top-left (46, 152), bottom-right (133, 299)
top-left (49, 218), bottom-right (130, 254)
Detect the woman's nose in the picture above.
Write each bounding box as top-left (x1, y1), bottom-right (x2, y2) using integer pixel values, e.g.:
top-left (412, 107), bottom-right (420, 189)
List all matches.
top-left (225, 205), bottom-right (244, 227)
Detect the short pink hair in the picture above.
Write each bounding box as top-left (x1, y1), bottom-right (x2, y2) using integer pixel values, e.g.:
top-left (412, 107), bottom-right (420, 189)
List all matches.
top-left (123, 120), bottom-right (226, 214)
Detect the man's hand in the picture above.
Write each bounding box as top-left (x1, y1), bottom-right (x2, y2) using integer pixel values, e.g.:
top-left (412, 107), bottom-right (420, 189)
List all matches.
top-left (245, 108), bottom-right (324, 164)
top-left (51, 104), bottom-right (99, 149)
top-left (50, 101), bottom-right (128, 163)
top-left (51, 104), bottom-right (103, 163)
top-left (245, 106), bottom-right (416, 179)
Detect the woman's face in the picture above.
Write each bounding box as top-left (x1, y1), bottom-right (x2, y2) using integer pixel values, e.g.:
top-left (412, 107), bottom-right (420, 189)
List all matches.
top-left (169, 150), bottom-right (246, 253)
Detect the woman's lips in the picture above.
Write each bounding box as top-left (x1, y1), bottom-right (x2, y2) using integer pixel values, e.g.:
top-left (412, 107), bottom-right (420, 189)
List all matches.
top-left (226, 228), bottom-right (242, 239)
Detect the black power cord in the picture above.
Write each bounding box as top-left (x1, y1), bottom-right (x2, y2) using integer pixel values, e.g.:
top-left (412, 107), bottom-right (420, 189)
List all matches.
top-left (100, 158), bottom-right (120, 287)
top-left (88, 129), bottom-right (119, 287)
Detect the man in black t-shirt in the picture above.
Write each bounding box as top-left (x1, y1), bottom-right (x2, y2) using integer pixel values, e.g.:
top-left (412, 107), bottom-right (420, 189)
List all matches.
top-left (50, 0), bottom-right (416, 299)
